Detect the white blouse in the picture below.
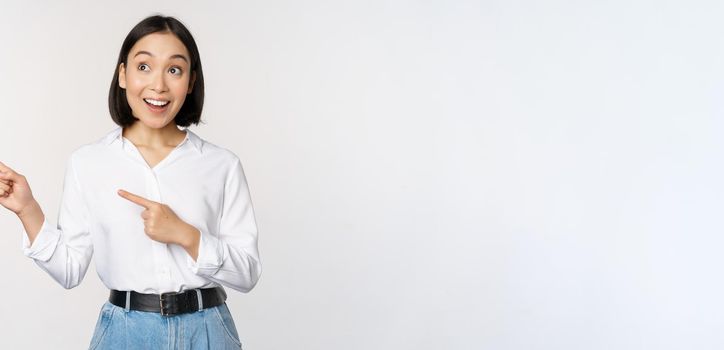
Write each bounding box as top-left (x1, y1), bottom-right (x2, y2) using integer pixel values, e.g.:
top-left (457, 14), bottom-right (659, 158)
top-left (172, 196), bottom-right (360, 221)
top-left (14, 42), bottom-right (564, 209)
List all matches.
top-left (21, 126), bottom-right (262, 294)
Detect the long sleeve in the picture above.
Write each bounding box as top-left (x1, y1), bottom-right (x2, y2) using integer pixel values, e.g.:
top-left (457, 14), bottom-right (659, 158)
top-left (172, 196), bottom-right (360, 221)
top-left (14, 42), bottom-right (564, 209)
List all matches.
top-left (21, 153), bottom-right (93, 289)
top-left (186, 157), bottom-right (262, 293)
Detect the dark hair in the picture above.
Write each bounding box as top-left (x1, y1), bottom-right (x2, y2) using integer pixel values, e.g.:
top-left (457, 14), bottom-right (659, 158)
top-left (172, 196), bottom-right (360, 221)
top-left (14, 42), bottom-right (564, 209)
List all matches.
top-left (108, 15), bottom-right (205, 127)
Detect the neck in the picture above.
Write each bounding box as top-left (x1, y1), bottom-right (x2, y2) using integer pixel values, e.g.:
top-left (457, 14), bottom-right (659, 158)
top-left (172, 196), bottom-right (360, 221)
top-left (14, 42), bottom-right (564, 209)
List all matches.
top-left (122, 122), bottom-right (186, 149)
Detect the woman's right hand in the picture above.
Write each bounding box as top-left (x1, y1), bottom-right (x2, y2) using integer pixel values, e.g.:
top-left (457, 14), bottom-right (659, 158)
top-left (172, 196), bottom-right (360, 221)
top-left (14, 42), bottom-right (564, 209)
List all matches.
top-left (0, 161), bottom-right (37, 216)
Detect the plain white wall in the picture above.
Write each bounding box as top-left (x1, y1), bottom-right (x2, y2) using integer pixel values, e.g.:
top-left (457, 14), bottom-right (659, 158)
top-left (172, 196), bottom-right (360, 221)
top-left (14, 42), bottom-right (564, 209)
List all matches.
top-left (1, 0), bottom-right (723, 349)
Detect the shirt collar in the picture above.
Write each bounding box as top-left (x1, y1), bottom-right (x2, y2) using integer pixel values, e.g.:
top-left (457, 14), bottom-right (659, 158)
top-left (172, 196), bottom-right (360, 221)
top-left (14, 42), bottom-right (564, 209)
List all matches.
top-left (103, 126), bottom-right (203, 154)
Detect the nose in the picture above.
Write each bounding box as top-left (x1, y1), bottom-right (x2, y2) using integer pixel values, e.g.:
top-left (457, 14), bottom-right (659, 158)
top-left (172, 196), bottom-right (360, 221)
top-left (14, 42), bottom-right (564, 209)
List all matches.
top-left (150, 70), bottom-right (168, 93)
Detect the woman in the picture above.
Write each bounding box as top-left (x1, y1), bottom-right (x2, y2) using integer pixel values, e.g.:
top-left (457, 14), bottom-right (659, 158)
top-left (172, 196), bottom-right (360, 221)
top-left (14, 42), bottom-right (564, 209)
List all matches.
top-left (0, 14), bottom-right (261, 349)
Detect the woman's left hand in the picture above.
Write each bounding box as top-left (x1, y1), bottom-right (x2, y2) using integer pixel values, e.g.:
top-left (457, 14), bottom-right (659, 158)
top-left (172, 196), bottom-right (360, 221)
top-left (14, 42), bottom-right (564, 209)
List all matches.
top-left (116, 189), bottom-right (197, 247)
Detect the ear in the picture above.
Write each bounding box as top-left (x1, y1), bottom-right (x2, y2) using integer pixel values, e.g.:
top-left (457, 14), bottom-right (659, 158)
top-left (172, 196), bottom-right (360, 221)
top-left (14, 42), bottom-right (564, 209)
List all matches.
top-left (187, 71), bottom-right (196, 94)
top-left (118, 63), bottom-right (127, 89)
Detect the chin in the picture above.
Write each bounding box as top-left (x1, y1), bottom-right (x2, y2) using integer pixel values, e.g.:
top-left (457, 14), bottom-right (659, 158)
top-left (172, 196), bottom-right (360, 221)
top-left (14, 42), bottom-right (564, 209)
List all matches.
top-left (133, 116), bottom-right (173, 129)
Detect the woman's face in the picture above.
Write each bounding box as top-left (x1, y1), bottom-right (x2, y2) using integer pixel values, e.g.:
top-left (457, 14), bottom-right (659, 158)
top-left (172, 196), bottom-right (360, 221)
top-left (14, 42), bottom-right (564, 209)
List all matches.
top-left (118, 32), bottom-right (196, 128)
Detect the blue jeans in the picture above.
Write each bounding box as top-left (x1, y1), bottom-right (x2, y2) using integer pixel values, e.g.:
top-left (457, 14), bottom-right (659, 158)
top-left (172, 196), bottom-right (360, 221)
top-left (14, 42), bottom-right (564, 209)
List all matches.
top-left (88, 300), bottom-right (243, 349)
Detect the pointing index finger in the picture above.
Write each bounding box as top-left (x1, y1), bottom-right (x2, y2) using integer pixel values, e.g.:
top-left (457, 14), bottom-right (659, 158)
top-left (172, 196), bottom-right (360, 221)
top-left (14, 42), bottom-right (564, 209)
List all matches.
top-left (118, 189), bottom-right (156, 209)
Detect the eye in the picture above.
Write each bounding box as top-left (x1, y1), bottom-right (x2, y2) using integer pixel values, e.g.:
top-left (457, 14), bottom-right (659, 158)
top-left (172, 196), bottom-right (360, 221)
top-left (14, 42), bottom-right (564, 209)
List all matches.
top-left (137, 63), bottom-right (150, 72)
top-left (169, 66), bottom-right (183, 76)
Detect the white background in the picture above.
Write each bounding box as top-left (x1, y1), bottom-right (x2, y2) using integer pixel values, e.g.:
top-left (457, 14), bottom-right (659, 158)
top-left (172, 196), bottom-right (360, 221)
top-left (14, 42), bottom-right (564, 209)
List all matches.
top-left (1, 0), bottom-right (723, 349)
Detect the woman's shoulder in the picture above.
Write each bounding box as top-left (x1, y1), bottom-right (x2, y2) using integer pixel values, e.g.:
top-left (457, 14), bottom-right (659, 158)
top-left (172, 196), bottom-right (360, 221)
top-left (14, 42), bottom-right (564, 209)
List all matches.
top-left (186, 129), bottom-right (243, 164)
top-left (183, 131), bottom-right (247, 182)
top-left (64, 127), bottom-right (122, 160)
top-left (64, 126), bottom-right (121, 149)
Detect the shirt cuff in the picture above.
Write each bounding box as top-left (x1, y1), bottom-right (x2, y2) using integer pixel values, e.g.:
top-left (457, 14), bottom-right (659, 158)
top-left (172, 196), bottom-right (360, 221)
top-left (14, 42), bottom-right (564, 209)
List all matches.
top-left (21, 217), bottom-right (61, 262)
top-left (186, 229), bottom-right (225, 277)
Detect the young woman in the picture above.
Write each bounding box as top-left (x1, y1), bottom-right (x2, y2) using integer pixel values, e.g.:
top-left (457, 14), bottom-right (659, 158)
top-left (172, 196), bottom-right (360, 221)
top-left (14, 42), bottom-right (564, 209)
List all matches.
top-left (0, 15), bottom-right (261, 349)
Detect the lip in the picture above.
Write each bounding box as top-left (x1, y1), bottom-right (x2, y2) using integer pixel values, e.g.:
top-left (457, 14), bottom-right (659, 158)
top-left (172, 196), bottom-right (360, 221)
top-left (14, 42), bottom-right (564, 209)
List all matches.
top-left (143, 98), bottom-right (170, 113)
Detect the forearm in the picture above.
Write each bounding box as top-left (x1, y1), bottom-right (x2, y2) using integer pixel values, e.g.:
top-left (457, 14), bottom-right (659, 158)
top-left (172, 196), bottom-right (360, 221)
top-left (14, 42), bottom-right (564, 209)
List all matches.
top-left (185, 230), bottom-right (262, 293)
top-left (180, 224), bottom-right (201, 261)
top-left (19, 198), bottom-right (93, 290)
top-left (202, 245), bottom-right (261, 293)
top-left (17, 200), bottom-right (45, 247)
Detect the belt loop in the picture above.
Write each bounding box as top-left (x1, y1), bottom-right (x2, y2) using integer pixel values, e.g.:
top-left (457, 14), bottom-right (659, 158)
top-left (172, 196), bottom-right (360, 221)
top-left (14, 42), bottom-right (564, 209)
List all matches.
top-left (125, 291), bottom-right (131, 312)
top-left (196, 289), bottom-right (203, 311)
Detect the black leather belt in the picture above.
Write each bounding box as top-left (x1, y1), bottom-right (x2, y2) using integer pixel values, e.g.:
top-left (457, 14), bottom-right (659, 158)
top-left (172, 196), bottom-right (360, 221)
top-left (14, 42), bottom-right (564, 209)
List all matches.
top-left (109, 287), bottom-right (227, 316)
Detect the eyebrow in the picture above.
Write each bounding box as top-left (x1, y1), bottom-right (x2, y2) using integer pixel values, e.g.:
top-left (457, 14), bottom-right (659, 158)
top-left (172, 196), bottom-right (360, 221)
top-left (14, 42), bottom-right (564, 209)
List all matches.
top-left (133, 50), bottom-right (188, 64)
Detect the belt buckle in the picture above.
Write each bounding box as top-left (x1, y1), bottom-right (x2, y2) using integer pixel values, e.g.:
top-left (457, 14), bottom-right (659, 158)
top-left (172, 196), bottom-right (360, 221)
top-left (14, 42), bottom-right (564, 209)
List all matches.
top-left (159, 292), bottom-right (178, 316)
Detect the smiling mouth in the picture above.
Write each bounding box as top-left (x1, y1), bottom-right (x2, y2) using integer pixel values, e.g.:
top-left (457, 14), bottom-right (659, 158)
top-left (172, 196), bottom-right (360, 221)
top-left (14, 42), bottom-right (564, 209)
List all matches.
top-left (143, 98), bottom-right (170, 107)
top-left (143, 98), bottom-right (170, 113)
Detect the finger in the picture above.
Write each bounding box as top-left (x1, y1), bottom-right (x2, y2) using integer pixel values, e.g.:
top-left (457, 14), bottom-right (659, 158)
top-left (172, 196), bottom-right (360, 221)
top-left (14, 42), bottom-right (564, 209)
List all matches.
top-left (141, 209), bottom-right (151, 220)
top-left (0, 180), bottom-right (12, 192)
top-left (0, 170), bottom-right (21, 182)
top-left (0, 161), bottom-right (15, 173)
top-left (117, 189), bottom-right (156, 209)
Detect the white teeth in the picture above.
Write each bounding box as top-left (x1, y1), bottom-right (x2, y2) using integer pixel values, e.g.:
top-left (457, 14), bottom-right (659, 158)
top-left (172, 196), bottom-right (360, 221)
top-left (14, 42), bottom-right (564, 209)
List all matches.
top-left (144, 98), bottom-right (169, 106)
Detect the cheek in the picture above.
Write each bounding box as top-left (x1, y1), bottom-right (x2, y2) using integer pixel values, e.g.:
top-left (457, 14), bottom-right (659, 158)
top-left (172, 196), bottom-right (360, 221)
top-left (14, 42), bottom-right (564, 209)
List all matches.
top-left (171, 80), bottom-right (191, 98)
top-left (125, 75), bottom-right (146, 96)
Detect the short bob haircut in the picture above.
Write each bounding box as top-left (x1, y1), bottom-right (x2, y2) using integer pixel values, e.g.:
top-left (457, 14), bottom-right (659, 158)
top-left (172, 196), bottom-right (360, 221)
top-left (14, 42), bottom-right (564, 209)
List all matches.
top-left (108, 15), bottom-right (204, 127)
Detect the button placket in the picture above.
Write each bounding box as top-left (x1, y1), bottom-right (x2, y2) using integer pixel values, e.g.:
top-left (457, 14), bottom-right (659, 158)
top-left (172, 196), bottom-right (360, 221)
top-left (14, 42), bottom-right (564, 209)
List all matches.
top-left (145, 169), bottom-right (174, 291)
